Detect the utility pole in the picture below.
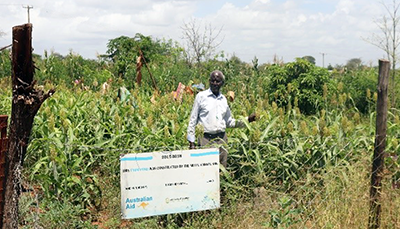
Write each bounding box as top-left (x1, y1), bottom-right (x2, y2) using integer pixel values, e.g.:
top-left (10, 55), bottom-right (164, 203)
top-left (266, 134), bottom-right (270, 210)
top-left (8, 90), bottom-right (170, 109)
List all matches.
top-left (22, 5), bottom-right (33, 23)
top-left (320, 52), bottom-right (327, 68)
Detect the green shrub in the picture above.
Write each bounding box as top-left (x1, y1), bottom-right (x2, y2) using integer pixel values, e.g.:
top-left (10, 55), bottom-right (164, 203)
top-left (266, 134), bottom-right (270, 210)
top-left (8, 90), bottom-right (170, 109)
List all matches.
top-left (267, 58), bottom-right (333, 115)
top-left (340, 68), bottom-right (377, 113)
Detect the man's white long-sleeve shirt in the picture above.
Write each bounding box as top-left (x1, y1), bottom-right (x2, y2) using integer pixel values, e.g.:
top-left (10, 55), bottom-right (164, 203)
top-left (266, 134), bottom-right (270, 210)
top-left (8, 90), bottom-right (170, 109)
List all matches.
top-left (187, 88), bottom-right (242, 143)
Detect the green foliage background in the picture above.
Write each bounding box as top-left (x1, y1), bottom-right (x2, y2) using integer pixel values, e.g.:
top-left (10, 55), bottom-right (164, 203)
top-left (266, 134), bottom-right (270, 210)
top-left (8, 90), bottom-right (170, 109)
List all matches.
top-left (0, 34), bottom-right (399, 228)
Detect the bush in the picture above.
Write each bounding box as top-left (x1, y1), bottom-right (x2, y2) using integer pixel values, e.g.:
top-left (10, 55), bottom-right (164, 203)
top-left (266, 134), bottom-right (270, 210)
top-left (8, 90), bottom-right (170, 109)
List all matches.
top-left (267, 58), bottom-right (333, 115)
top-left (340, 67), bottom-right (377, 113)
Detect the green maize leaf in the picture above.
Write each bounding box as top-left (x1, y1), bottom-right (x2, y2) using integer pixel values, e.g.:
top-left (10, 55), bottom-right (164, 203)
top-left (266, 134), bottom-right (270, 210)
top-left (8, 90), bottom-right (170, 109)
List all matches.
top-left (67, 126), bottom-right (75, 142)
top-left (260, 117), bottom-right (279, 142)
top-left (31, 156), bottom-right (50, 176)
top-left (240, 131), bottom-right (249, 141)
top-left (240, 116), bottom-right (252, 131)
top-left (72, 156), bottom-right (83, 169)
top-left (71, 176), bottom-right (81, 185)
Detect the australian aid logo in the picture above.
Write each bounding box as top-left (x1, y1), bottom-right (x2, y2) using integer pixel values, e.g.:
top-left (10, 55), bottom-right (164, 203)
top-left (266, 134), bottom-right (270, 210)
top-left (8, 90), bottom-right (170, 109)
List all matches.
top-left (125, 196), bottom-right (153, 210)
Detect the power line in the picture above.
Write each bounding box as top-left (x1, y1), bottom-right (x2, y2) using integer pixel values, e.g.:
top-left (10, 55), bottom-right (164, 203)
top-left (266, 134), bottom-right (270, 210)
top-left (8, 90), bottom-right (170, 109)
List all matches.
top-left (22, 5), bottom-right (33, 23)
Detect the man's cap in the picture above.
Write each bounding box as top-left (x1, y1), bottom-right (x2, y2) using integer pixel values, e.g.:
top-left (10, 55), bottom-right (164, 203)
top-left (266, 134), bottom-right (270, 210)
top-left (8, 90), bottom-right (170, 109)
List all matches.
top-left (210, 70), bottom-right (225, 81)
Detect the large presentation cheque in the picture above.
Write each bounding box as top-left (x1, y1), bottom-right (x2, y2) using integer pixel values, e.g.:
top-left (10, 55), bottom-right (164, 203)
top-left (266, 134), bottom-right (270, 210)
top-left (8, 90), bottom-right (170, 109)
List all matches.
top-left (120, 148), bottom-right (220, 219)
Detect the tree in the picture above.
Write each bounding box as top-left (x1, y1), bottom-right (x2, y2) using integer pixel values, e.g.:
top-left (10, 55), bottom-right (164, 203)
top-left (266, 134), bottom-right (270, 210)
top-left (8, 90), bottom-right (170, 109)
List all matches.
top-left (181, 18), bottom-right (224, 66)
top-left (267, 58), bottom-right (333, 115)
top-left (346, 58), bottom-right (363, 70)
top-left (105, 34), bottom-right (159, 79)
top-left (104, 34), bottom-right (184, 90)
top-left (364, 0), bottom-right (400, 107)
top-left (341, 67), bottom-right (377, 113)
top-left (105, 34), bottom-right (181, 78)
top-left (301, 55), bottom-right (316, 65)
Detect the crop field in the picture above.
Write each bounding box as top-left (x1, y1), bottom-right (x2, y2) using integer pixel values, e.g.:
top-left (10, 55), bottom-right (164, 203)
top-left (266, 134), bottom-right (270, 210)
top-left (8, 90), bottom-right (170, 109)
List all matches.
top-left (1, 40), bottom-right (400, 228)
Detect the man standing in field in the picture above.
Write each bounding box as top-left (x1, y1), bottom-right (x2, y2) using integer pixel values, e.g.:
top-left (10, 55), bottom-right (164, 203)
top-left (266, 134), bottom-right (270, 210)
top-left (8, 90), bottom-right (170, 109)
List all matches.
top-left (187, 70), bottom-right (256, 167)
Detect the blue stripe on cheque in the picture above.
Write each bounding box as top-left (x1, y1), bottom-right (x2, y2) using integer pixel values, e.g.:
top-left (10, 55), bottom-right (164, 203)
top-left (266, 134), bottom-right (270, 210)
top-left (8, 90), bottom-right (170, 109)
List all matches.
top-left (120, 156), bottom-right (153, 161)
top-left (190, 151), bottom-right (219, 157)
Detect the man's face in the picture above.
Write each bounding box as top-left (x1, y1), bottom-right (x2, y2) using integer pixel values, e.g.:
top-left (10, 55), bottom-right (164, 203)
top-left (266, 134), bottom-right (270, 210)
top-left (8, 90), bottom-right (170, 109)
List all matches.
top-left (209, 74), bottom-right (224, 96)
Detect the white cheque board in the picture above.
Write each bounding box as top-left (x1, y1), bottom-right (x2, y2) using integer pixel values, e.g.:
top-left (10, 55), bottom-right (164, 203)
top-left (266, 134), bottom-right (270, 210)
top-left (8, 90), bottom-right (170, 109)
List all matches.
top-left (120, 148), bottom-right (220, 219)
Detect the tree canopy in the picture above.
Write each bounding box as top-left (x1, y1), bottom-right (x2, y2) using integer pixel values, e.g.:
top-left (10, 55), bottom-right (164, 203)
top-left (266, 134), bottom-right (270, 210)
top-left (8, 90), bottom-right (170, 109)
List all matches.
top-left (301, 55), bottom-right (316, 65)
top-left (105, 33), bottom-right (179, 78)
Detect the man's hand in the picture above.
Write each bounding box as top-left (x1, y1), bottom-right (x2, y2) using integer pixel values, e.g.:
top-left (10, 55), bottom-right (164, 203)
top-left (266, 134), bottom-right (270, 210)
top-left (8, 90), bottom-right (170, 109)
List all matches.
top-left (248, 113), bottom-right (257, 123)
top-left (189, 141), bottom-right (195, 149)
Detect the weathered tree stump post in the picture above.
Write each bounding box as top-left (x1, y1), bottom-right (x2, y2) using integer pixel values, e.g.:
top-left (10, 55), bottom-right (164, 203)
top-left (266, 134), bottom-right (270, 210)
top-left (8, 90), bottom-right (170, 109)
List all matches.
top-left (368, 59), bottom-right (390, 229)
top-left (2, 23), bottom-right (54, 229)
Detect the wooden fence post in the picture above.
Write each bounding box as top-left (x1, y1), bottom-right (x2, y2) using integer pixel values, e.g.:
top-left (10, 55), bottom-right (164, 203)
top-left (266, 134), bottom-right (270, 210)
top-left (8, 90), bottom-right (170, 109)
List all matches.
top-left (2, 23), bottom-right (55, 229)
top-left (368, 59), bottom-right (390, 229)
top-left (0, 115), bottom-right (7, 229)
top-left (138, 48), bottom-right (158, 92)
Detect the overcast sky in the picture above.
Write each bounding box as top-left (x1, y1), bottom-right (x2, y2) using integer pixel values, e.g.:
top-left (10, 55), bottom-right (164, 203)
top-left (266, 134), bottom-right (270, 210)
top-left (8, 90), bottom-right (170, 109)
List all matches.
top-left (0, 0), bottom-right (390, 66)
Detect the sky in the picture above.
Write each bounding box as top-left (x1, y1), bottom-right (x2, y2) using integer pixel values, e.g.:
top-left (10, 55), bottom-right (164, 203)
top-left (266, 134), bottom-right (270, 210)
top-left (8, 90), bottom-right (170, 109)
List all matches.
top-left (0, 0), bottom-right (391, 67)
